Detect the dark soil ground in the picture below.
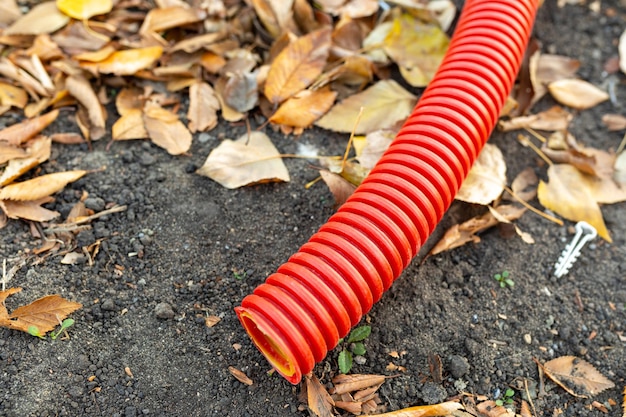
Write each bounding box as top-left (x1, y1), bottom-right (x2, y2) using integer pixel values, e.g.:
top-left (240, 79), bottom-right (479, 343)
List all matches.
top-left (1, 1), bottom-right (626, 416)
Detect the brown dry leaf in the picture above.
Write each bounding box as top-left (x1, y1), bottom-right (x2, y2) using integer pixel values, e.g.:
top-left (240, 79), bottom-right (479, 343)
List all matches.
top-left (140, 6), bottom-right (206, 35)
top-left (316, 80), bottom-right (416, 134)
top-left (269, 87), bottom-right (337, 128)
top-left (0, 198), bottom-right (59, 221)
top-left (143, 102), bottom-right (192, 155)
top-left (357, 130), bottom-right (394, 169)
top-left (112, 108), bottom-right (148, 140)
top-left (541, 146), bottom-right (613, 179)
top-left (5, 2), bottom-right (70, 35)
top-left (221, 71), bottom-right (259, 113)
top-left (0, 109), bottom-right (59, 146)
top-left (430, 205), bottom-right (527, 255)
top-left (204, 316), bottom-right (220, 328)
top-left (50, 132), bottom-right (85, 145)
top-left (602, 114), bottom-right (626, 131)
top-left (228, 366), bottom-right (253, 386)
top-left (214, 77), bottom-right (245, 122)
top-left (456, 144), bottom-right (506, 205)
top-left (115, 87), bottom-right (145, 117)
top-left (499, 106), bottom-right (572, 132)
top-left (383, 13), bottom-right (449, 87)
top-left (475, 400), bottom-right (515, 417)
top-left (317, 0), bottom-right (378, 18)
top-left (366, 401), bottom-right (463, 417)
top-left (541, 356), bottom-right (615, 397)
top-left (0, 170), bottom-right (87, 201)
top-left (264, 27), bottom-right (331, 105)
top-left (56, 0), bottom-right (113, 20)
top-left (331, 374), bottom-right (387, 395)
top-left (319, 170), bottom-right (356, 205)
top-left (251, 0), bottom-right (295, 38)
top-left (66, 74), bottom-right (106, 140)
top-left (187, 81), bottom-right (220, 132)
top-left (306, 373), bottom-right (335, 417)
top-left (530, 53), bottom-right (580, 107)
top-left (0, 143), bottom-right (27, 164)
top-left (196, 131), bottom-right (289, 189)
top-left (0, 81), bottom-right (28, 109)
top-left (81, 47), bottom-right (163, 76)
top-left (0, 0), bottom-right (21, 25)
top-left (537, 164), bottom-right (611, 242)
top-left (0, 287), bottom-right (82, 335)
top-left (509, 167), bottom-right (538, 202)
top-left (548, 79), bottom-right (609, 110)
top-left (0, 157), bottom-right (40, 187)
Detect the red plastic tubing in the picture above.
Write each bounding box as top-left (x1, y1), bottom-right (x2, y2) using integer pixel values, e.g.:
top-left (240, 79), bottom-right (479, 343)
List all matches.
top-left (235, 0), bottom-right (539, 384)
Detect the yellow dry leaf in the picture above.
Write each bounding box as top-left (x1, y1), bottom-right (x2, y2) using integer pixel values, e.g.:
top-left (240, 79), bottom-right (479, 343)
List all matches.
top-left (73, 45), bottom-right (116, 62)
top-left (0, 143), bottom-right (27, 164)
top-left (0, 157), bottom-right (40, 186)
top-left (456, 144), bottom-right (506, 205)
top-left (548, 79), bottom-right (609, 110)
top-left (5, 2), bottom-right (69, 35)
top-left (0, 170), bottom-right (87, 201)
top-left (196, 131), bottom-right (289, 189)
top-left (366, 401), bottom-right (463, 417)
top-left (56, 0), bottom-right (112, 20)
top-left (0, 287), bottom-right (82, 335)
top-left (542, 356), bottom-right (615, 397)
top-left (0, 82), bottom-right (28, 109)
top-left (143, 102), bottom-right (191, 155)
top-left (65, 74), bottom-right (106, 140)
top-left (139, 6), bottom-right (206, 34)
top-left (187, 81), bottom-right (220, 133)
top-left (81, 47), bottom-right (163, 76)
top-left (264, 27), bottom-right (331, 104)
top-left (269, 87), bottom-right (337, 128)
top-left (251, 0), bottom-right (295, 38)
top-left (0, 109), bottom-right (59, 145)
top-left (383, 13), bottom-right (449, 87)
top-left (112, 109), bottom-right (148, 141)
top-left (316, 80), bottom-right (416, 134)
top-left (537, 164), bottom-right (611, 241)
top-left (115, 87), bottom-right (145, 117)
top-left (0, 198), bottom-right (59, 222)
top-left (306, 373), bottom-right (335, 417)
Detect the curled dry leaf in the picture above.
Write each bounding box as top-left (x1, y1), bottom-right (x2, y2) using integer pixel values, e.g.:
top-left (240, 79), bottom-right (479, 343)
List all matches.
top-left (81, 47), bottom-right (163, 76)
top-left (509, 167), bottom-right (538, 202)
top-left (112, 108), bottom-right (148, 140)
top-left (0, 0), bottom-right (21, 25)
top-left (316, 80), bottom-right (416, 134)
top-left (264, 27), bottom-right (332, 105)
top-left (456, 144), bottom-right (506, 205)
top-left (0, 287), bottom-right (82, 335)
top-left (541, 356), bottom-right (615, 397)
top-left (227, 366), bottom-right (253, 386)
top-left (187, 81), bottom-right (220, 132)
top-left (306, 373), bottom-right (335, 417)
top-left (499, 106), bottom-right (572, 132)
top-left (548, 79), bottom-right (609, 110)
top-left (251, 0), bottom-right (295, 38)
top-left (366, 400), bottom-right (463, 417)
top-left (143, 102), bottom-right (191, 155)
top-left (221, 71), bottom-right (258, 113)
top-left (0, 170), bottom-right (87, 201)
top-left (319, 170), bottom-right (356, 206)
top-left (196, 131), bottom-right (289, 189)
top-left (0, 81), bottom-right (28, 109)
top-left (56, 0), bottom-right (113, 20)
top-left (65, 74), bottom-right (106, 140)
top-left (602, 113), bottom-right (626, 131)
top-left (476, 400), bottom-right (515, 417)
top-left (0, 198), bottom-right (59, 222)
top-left (357, 130), bottom-right (394, 169)
top-left (140, 6), bottom-right (206, 34)
top-left (5, 1), bottom-right (70, 35)
top-left (0, 109), bottom-right (59, 146)
top-left (317, 0), bottom-right (378, 18)
top-left (269, 87), bottom-right (337, 128)
top-left (537, 164), bottom-right (611, 242)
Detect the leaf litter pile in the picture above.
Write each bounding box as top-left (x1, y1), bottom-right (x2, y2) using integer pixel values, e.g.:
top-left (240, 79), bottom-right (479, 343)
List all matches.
top-left (0, 0), bottom-right (626, 416)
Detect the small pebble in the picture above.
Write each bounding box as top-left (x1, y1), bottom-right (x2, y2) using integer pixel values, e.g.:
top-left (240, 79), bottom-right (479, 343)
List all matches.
top-left (84, 197), bottom-right (106, 212)
top-left (154, 302), bottom-right (175, 319)
top-left (448, 355), bottom-right (470, 378)
top-left (101, 299), bottom-right (117, 311)
top-left (524, 334), bottom-right (532, 344)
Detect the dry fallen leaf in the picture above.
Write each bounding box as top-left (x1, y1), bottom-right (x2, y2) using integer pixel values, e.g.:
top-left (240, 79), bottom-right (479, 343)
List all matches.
top-left (269, 87), bottom-right (337, 129)
top-left (548, 79), bottom-right (609, 110)
top-left (0, 109), bottom-right (59, 146)
top-left (0, 0), bottom-right (21, 25)
top-left (143, 101), bottom-right (192, 155)
top-left (319, 169), bottom-right (356, 206)
top-left (139, 6), bottom-right (206, 35)
top-left (620, 28), bottom-right (626, 75)
top-left (456, 144), bottom-right (506, 205)
top-left (196, 131), bottom-right (290, 189)
top-left (316, 80), bottom-right (416, 134)
top-left (499, 106), bottom-right (572, 132)
top-left (0, 287), bottom-right (82, 335)
top-left (509, 167), bottom-right (538, 202)
top-left (112, 109), bottom-right (148, 141)
top-left (0, 170), bottom-right (87, 201)
top-left (0, 81), bottom-right (28, 109)
top-left (0, 198), bottom-right (59, 222)
top-left (602, 113), bottom-right (626, 131)
top-left (66, 74), bottom-right (106, 140)
top-left (366, 401), bottom-right (463, 417)
top-left (56, 0), bottom-right (113, 20)
top-left (264, 27), bottom-right (331, 105)
top-left (228, 366), bottom-right (253, 386)
top-left (306, 373), bottom-right (335, 417)
top-left (251, 0), bottom-right (295, 38)
top-left (357, 130), bottom-right (394, 169)
top-left (541, 356), bottom-right (615, 398)
top-left (475, 400), bottom-right (515, 417)
top-left (187, 81), bottom-right (220, 133)
top-left (5, 1), bottom-right (70, 35)
top-left (537, 164), bottom-right (611, 241)
top-left (81, 47), bottom-right (163, 76)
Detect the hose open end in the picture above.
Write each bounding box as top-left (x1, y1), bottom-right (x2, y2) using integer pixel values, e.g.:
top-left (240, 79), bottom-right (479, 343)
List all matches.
top-left (235, 306), bottom-right (302, 384)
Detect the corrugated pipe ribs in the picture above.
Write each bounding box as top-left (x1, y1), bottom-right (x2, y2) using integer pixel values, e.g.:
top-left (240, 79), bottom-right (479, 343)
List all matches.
top-left (235, 0), bottom-right (540, 384)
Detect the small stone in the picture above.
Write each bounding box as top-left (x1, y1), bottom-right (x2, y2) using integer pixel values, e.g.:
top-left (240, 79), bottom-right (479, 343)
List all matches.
top-left (524, 334), bottom-right (532, 344)
top-left (154, 302), bottom-right (175, 319)
top-left (139, 153), bottom-right (156, 166)
top-left (448, 355), bottom-right (470, 378)
top-left (84, 197), bottom-right (105, 212)
top-left (101, 299), bottom-right (117, 311)
top-left (420, 381), bottom-right (447, 404)
top-left (76, 230), bottom-right (96, 247)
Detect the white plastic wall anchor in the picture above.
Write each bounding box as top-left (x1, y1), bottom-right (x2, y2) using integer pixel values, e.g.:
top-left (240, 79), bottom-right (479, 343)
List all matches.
top-left (554, 221), bottom-right (597, 278)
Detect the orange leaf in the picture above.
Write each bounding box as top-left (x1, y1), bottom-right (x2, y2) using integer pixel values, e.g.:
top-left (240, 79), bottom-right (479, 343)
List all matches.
top-left (140, 6), bottom-right (206, 34)
top-left (0, 170), bottom-right (87, 201)
top-left (269, 87), bottom-right (337, 128)
top-left (112, 109), bottom-right (148, 141)
top-left (143, 102), bottom-right (191, 155)
top-left (306, 373), bottom-right (335, 417)
top-left (187, 81), bottom-right (220, 133)
top-left (0, 198), bottom-right (59, 222)
top-left (541, 356), bottom-right (615, 398)
top-left (0, 81), bottom-right (28, 109)
top-left (0, 109), bottom-right (59, 145)
top-left (56, 0), bottom-right (112, 20)
top-left (264, 27), bottom-right (331, 104)
top-left (367, 401), bottom-right (463, 417)
top-left (65, 74), bottom-right (106, 140)
top-left (81, 47), bottom-right (163, 76)
top-left (0, 288), bottom-right (82, 335)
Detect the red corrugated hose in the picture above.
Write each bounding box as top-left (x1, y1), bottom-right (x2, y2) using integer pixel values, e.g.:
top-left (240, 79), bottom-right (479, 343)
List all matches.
top-left (235, 0), bottom-right (540, 384)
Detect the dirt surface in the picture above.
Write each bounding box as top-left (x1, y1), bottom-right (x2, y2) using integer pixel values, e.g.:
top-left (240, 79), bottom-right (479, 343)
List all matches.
top-left (1, 1), bottom-right (626, 416)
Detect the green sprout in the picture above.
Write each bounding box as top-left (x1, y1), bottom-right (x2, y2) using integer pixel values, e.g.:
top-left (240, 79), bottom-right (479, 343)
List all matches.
top-left (28, 326), bottom-right (45, 339)
top-left (495, 388), bottom-right (515, 407)
top-left (232, 269), bottom-right (248, 280)
top-left (50, 318), bottom-right (75, 340)
top-left (494, 271), bottom-right (514, 288)
top-left (338, 325), bottom-right (371, 374)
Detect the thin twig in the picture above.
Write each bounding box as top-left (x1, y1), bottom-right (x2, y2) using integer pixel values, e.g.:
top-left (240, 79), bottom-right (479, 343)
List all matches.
top-left (44, 205), bottom-right (127, 232)
top-left (504, 186), bottom-right (563, 225)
